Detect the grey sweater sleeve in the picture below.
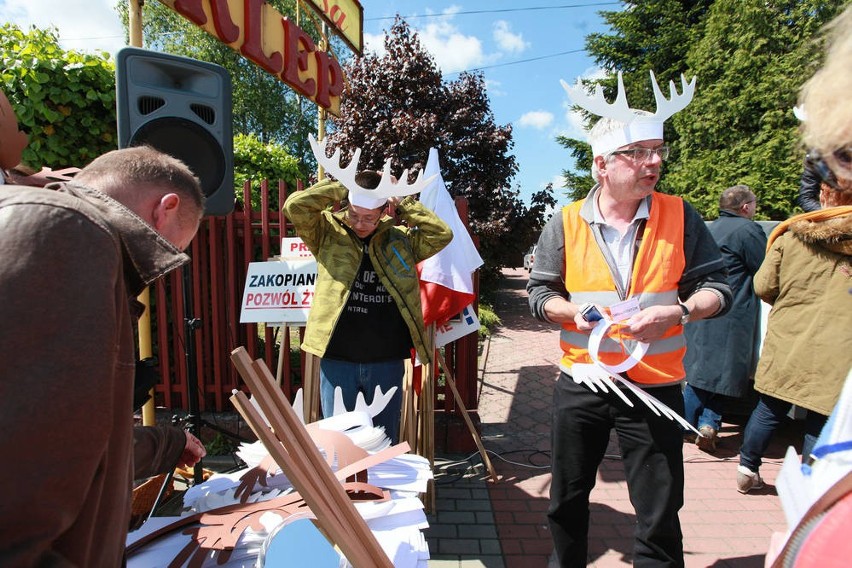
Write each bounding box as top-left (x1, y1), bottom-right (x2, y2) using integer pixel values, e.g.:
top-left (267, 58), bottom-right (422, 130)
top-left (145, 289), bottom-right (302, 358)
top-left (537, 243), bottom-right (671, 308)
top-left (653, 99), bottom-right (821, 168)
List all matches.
top-left (527, 212), bottom-right (568, 322)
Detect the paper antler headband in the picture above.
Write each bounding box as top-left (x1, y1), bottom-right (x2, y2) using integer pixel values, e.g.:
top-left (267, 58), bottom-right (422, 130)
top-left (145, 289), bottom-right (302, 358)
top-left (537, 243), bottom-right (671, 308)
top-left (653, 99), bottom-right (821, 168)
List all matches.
top-left (561, 70), bottom-right (697, 157)
top-left (308, 134), bottom-right (436, 209)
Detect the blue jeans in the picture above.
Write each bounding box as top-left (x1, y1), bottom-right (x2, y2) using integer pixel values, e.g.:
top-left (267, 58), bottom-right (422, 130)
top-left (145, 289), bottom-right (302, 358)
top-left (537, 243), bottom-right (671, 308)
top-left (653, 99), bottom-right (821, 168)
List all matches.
top-left (550, 374), bottom-right (684, 567)
top-left (739, 393), bottom-right (827, 472)
top-left (319, 358), bottom-right (404, 444)
top-left (682, 383), bottom-right (724, 432)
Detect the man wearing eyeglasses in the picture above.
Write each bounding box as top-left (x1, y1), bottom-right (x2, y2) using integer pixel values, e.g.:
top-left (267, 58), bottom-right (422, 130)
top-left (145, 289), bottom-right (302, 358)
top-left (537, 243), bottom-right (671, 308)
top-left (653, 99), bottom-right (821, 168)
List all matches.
top-left (284, 170), bottom-right (451, 443)
top-left (529, 74), bottom-right (732, 567)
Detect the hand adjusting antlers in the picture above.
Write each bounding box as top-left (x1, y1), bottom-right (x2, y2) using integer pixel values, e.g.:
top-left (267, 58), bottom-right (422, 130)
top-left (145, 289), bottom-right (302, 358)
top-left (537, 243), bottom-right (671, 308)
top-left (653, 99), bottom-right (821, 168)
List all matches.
top-left (561, 70), bottom-right (696, 123)
top-left (308, 134), bottom-right (437, 200)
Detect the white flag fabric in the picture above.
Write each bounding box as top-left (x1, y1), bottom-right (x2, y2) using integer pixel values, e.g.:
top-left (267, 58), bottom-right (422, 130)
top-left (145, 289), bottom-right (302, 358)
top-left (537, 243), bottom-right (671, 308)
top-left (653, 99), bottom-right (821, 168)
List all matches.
top-left (417, 148), bottom-right (484, 296)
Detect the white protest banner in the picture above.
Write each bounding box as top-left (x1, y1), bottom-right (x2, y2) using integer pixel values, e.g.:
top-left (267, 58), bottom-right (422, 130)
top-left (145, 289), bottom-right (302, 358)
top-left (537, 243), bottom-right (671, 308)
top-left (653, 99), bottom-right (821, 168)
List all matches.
top-left (280, 237), bottom-right (315, 261)
top-left (435, 304), bottom-right (480, 348)
top-left (240, 259), bottom-right (317, 324)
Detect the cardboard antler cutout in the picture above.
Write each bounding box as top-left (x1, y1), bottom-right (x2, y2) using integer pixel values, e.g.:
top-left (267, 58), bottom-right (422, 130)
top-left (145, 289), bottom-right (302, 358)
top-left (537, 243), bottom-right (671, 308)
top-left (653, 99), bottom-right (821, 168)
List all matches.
top-left (308, 134), bottom-right (437, 201)
top-left (560, 70), bottom-right (696, 124)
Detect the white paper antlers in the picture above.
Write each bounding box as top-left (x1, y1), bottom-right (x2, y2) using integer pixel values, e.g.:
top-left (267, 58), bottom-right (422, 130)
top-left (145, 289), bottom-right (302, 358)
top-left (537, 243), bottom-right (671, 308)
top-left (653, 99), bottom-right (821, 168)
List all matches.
top-left (560, 70), bottom-right (697, 157)
top-left (561, 70), bottom-right (695, 124)
top-left (308, 134), bottom-right (436, 207)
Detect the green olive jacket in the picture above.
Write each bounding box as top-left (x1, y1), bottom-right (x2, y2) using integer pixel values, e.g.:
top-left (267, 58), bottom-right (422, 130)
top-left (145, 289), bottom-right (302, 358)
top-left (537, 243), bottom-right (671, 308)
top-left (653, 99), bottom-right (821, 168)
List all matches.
top-left (283, 179), bottom-right (452, 364)
top-left (754, 208), bottom-right (852, 415)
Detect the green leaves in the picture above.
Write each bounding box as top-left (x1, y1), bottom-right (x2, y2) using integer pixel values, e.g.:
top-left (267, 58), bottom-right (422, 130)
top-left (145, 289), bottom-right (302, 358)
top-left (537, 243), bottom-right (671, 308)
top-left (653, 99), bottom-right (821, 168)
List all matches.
top-left (1, 23), bottom-right (117, 170)
top-left (559, 0), bottom-right (846, 220)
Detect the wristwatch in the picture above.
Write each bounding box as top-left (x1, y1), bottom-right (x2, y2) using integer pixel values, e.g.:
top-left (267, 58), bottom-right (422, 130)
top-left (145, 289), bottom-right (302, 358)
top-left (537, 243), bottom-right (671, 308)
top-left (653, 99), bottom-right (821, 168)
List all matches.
top-left (678, 303), bottom-right (691, 325)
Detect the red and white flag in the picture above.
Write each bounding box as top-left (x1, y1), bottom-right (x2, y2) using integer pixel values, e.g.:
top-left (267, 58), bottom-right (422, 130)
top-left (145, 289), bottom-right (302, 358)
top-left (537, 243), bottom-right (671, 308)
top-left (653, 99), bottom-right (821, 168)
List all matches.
top-left (417, 148), bottom-right (484, 327)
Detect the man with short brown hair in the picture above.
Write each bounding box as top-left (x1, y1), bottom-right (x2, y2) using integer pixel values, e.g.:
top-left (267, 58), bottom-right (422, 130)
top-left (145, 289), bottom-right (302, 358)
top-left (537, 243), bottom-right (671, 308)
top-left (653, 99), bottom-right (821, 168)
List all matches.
top-left (0, 146), bottom-right (204, 566)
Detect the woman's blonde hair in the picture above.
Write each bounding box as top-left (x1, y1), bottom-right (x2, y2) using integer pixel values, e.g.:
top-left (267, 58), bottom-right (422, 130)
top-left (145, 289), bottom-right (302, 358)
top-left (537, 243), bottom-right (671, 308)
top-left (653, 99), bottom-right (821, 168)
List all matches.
top-left (799, 6), bottom-right (852, 154)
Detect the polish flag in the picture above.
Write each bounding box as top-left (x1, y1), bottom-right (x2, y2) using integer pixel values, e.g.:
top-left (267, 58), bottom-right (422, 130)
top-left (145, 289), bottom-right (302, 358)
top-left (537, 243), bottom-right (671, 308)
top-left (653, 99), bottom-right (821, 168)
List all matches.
top-left (417, 148), bottom-right (484, 327)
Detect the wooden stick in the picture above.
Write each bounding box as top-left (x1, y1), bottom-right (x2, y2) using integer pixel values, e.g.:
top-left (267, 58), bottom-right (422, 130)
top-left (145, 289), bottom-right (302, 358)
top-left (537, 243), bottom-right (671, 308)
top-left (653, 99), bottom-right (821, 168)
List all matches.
top-left (231, 382), bottom-right (370, 567)
top-left (230, 347), bottom-right (392, 567)
top-left (436, 350), bottom-right (498, 483)
top-left (274, 325), bottom-right (285, 387)
top-left (303, 353), bottom-right (321, 423)
top-left (231, 353), bottom-right (374, 566)
top-left (229, 391), bottom-right (354, 561)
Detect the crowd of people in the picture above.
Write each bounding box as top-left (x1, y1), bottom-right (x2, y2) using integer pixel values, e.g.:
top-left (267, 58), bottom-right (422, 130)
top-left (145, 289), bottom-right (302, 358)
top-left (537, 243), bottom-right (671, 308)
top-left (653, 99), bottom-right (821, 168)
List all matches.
top-left (0, 4), bottom-right (849, 568)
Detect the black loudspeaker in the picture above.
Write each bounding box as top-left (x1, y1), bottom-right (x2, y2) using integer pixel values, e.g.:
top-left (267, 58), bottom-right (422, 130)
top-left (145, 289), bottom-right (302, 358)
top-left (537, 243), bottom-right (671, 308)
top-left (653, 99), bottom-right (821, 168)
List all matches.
top-left (116, 47), bottom-right (234, 216)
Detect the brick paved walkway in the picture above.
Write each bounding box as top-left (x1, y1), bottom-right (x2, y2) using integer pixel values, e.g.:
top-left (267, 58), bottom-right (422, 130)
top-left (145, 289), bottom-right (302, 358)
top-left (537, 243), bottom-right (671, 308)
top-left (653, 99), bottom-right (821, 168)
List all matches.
top-left (427, 267), bottom-right (797, 568)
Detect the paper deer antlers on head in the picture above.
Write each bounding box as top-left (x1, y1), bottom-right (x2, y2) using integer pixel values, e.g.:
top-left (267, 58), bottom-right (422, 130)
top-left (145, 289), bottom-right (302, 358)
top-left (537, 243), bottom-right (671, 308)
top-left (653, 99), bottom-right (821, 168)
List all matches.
top-left (561, 70), bottom-right (696, 124)
top-left (308, 134), bottom-right (437, 208)
top-left (561, 70), bottom-right (697, 157)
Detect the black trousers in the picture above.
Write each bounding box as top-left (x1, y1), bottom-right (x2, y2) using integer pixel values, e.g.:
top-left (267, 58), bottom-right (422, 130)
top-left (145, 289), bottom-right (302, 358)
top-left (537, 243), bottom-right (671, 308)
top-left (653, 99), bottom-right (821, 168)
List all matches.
top-left (549, 373), bottom-right (685, 567)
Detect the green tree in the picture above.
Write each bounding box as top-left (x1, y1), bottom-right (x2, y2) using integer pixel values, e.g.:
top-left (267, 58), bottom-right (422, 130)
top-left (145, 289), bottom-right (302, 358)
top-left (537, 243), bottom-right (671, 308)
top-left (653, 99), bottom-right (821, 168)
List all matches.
top-left (0, 24), bottom-right (117, 169)
top-left (327, 18), bottom-right (544, 296)
top-left (561, 0), bottom-right (713, 201)
top-left (559, 0), bottom-right (845, 220)
top-left (557, 135), bottom-right (595, 202)
top-left (669, 0), bottom-right (845, 219)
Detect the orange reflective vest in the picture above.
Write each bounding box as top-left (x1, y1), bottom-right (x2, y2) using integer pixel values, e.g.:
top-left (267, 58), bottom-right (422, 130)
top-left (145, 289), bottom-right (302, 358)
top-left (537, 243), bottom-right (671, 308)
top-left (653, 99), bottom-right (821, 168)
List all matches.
top-left (560, 193), bottom-right (687, 385)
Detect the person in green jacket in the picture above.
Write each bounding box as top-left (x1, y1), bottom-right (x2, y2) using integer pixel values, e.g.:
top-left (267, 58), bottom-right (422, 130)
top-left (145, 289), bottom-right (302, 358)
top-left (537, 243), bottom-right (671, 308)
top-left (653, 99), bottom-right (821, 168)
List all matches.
top-left (284, 141), bottom-right (451, 443)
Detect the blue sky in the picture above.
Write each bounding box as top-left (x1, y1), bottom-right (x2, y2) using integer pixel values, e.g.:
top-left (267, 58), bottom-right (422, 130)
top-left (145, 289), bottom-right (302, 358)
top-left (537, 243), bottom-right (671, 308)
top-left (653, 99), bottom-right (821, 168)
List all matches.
top-left (3, 0), bottom-right (618, 205)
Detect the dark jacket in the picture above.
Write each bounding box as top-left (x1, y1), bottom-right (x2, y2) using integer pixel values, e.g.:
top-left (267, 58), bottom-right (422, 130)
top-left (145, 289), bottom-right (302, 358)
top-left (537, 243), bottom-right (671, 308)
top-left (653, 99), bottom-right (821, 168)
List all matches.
top-left (0, 182), bottom-right (189, 566)
top-left (683, 211), bottom-right (767, 397)
top-left (133, 426), bottom-right (188, 479)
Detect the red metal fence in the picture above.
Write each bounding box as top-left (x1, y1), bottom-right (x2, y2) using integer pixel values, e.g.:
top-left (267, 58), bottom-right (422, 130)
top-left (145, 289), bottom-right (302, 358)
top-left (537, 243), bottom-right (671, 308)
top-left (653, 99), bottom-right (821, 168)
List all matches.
top-left (147, 179), bottom-right (480, 427)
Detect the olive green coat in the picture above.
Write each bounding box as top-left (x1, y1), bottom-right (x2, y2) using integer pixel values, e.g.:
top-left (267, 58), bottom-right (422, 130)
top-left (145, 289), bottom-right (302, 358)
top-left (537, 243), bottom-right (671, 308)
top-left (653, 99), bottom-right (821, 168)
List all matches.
top-left (283, 179), bottom-right (452, 364)
top-left (753, 209), bottom-right (852, 415)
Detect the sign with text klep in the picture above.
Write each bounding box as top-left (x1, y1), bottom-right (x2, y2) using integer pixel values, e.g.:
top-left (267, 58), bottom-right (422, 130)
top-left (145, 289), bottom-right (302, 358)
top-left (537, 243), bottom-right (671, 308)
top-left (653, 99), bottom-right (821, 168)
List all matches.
top-left (240, 259), bottom-right (317, 324)
top-left (158, 0), bottom-right (344, 115)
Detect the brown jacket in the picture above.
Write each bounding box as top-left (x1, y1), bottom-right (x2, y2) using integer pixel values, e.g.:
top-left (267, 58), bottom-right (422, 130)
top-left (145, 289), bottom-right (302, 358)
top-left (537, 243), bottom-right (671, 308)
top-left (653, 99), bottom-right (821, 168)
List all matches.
top-left (0, 182), bottom-right (189, 566)
top-left (754, 207), bottom-right (852, 415)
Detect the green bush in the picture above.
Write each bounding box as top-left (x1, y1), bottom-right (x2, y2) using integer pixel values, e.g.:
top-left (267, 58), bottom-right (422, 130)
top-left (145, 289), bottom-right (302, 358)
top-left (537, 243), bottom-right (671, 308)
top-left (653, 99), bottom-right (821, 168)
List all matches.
top-left (233, 133), bottom-right (303, 211)
top-left (1, 24), bottom-right (116, 170)
top-left (478, 303), bottom-right (501, 338)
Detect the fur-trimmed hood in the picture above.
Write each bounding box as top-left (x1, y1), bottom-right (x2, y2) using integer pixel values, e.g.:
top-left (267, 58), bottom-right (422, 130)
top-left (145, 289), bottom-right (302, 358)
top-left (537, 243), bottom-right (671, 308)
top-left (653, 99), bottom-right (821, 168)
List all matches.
top-left (788, 210), bottom-right (852, 255)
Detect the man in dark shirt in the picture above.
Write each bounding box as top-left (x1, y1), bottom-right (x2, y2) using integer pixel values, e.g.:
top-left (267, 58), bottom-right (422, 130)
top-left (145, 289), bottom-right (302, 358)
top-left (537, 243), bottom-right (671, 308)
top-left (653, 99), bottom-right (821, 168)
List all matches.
top-left (284, 164), bottom-right (451, 443)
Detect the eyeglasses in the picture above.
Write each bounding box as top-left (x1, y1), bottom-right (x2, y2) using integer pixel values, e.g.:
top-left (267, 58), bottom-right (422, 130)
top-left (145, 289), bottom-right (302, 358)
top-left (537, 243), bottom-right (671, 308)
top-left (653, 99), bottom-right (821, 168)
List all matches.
top-left (345, 210), bottom-right (382, 227)
top-left (822, 146), bottom-right (852, 182)
top-left (609, 145), bottom-right (670, 162)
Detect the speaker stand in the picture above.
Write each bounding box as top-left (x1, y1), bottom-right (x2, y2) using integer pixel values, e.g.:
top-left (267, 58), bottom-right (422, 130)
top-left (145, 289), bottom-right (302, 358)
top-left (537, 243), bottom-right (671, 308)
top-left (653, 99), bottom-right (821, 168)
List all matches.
top-left (181, 264), bottom-right (251, 485)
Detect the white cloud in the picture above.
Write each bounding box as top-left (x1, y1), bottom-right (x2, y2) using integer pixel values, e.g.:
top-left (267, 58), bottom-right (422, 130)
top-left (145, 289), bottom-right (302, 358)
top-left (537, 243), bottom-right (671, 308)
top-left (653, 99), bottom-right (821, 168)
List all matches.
top-left (492, 20), bottom-right (528, 54)
top-left (418, 18), bottom-right (489, 74)
top-left (518, 110), bottom-right (554, 130)
top-left (4, 0), bottom-right (126, 55)
top-left (363, 31), bottom-right (387, 57)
